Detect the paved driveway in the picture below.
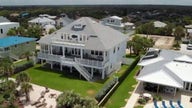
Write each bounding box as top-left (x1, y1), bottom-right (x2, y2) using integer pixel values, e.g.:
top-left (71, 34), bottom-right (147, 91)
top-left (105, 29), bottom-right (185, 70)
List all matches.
top-left (179, 44), bottom-right (192, 55)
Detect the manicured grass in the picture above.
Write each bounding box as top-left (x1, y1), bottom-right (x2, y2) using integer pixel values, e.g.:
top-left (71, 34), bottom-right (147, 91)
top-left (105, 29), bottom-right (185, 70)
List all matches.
top-left (17, 64), bottom-right (103, 97)
top-left (105, 66), bottom-right (141, 108)
top-left (134, 106), bottom-right (143, 108)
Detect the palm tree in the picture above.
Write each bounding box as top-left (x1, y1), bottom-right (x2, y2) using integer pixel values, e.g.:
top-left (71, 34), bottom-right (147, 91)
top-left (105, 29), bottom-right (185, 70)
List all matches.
top-left (20, 82), bottom-right (33, 102)
top-left (16, 72), bottom-right (30, 86)
top-left (0, 57), bottom-right (14, 80)
top-left (24, 51), bottom-right (31, 61)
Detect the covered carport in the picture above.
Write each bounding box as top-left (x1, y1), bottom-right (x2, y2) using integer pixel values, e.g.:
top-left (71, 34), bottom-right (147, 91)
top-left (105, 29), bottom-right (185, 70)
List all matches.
top-left (137, 69), bottom-right (183, 96)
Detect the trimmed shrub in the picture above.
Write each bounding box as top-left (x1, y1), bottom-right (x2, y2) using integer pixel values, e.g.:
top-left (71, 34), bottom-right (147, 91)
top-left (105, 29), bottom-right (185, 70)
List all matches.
top-left (95, 56), bottom-right (141, 106)
top-left (138, 98), bottom-right (147, 104)
top-left (14, 61), bottom-right (34, 73)
top-left (95, 78), bottom-right (118, 102)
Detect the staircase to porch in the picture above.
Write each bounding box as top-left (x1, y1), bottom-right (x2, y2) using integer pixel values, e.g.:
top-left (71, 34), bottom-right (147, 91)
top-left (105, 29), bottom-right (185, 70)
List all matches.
top-left (61, 57), bottom-right (92, 81)
top-left (38, 53), bottom-right (93, 81)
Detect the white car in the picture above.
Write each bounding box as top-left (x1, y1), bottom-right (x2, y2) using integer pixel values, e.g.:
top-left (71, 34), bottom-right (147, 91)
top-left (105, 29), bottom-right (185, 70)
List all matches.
top-left (187, 44), bottom-right (192, 50)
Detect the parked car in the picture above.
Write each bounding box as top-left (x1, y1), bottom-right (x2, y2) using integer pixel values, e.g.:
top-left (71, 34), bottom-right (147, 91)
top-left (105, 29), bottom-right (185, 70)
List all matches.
top-left (187, 44), bottom-right (192, 50)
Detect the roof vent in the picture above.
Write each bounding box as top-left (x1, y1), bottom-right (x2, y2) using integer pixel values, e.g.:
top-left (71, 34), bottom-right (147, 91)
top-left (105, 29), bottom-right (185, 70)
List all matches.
top-left (72, 24), bottom-right (86, 31)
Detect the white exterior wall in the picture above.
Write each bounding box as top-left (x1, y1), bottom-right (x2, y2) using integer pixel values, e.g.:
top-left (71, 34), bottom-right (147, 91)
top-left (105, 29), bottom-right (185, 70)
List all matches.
top-left (107, 40), bottom-right (127, 75)
top-left (0, 22), bottom-right (20, 38)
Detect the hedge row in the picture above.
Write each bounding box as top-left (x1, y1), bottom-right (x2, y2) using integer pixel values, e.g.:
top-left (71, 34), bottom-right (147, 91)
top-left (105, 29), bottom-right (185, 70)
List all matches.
top-left (95, 56), bottom-right (141, 106)
top-left (14, 61), bottom-right (34, 73)
top-left (95, 77), bottom-right (118, 102)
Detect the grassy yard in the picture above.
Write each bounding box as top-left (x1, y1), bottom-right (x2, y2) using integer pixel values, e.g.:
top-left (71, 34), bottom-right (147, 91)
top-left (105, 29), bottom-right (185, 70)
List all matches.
top-left (17, 64), bottom-right (104, 97)
top-left (105, 66), bottom-right (140, 108)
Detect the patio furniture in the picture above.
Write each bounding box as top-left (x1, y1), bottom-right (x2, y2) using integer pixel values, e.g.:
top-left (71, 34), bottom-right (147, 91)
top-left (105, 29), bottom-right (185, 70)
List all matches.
top-left (143, 93), bottom-right (152, 98)
top-left (169, 100), bottom-right (175, 108)
top-left (49, 93), bottom-right (57, 98)
top-left (177, 100), bottom-right (184, 108)
top-left (162, 101), bottom-right (167, 108)
top-left (154, 100), bottom-right (159, 108)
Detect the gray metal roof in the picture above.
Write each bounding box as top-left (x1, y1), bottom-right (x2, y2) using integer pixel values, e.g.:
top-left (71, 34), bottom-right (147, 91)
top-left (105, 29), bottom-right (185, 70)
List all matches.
top-left (0, 16), bottom-right (10, 23)
top-left (38, 17), bottom-right (128, 51)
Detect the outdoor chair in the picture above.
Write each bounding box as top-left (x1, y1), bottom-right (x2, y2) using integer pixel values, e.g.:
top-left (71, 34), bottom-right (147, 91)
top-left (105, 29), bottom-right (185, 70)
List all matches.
top-left (162, 101), bottom-right (167, 108)
top-left (169, 100), bottom-right (175, 108)
top-left (153, 100), bottom-right (159, 108)
top-left (177, 100), bottom-right (184, 108)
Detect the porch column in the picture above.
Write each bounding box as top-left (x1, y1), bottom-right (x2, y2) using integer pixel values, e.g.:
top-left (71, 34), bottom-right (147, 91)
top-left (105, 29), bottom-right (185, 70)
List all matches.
top-left (101, 69), bottom-right (105, 79)
top-left (91, 68), bottom-right (94, 78)
top-left (63, 46), bottom-right (65, 57)
top-left (157, 84), bottom-right (160, 94)
top-left (103, 51), bottom-right (105, 61)
top-left (189, 83), bottom-right (191, 91)
top-left (70, 66), bottom-right (72, 73)
top-left (41, 59), bottom-right (43, 64)
top-left (81, 48), bottom-right (83, 59)
top-left (50, 45), bottom-right (52, 54)
top-left (60, 63), bottom-right (63, 71)
top-left (51, 61), bottom-right (53, 69)
top-left (174, 88), bottom-right (177, 96)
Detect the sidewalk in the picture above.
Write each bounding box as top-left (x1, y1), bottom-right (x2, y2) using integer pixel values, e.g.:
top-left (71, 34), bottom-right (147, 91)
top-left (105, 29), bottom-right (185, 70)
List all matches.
top-left (124, 82), bottom-right (141, 108)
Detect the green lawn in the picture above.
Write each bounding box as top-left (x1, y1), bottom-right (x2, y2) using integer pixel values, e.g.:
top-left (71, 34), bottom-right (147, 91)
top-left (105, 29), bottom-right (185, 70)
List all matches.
top-left (18, 64), bottom-right (104, 97)
top-left (105, 66), bottom-right (141, 108)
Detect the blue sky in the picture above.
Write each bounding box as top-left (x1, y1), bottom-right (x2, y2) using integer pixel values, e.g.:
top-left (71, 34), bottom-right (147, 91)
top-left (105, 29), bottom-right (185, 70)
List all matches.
top-left (1, 0), bottom-right (192, 6)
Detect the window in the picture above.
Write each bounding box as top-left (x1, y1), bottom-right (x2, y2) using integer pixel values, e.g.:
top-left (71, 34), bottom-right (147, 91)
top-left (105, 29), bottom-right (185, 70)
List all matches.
top-left (118, 46), bottom-right (120, 51)
top-left (0, 29), bottom-right (3, 34)
top-left (72, 35), bottom-right (78, 38)
top-left (91, 50), bottom-right (94, 55)
top-left (99, 51), bottom-right (103, 56)
top-left (95, 51), bottom-right (98, 55)
top-left (61, 36), bottom-right (63, 39)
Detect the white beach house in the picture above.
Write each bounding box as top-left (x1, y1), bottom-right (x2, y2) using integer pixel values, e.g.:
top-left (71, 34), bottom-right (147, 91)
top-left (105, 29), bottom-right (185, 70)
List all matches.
top-left (137, 48), bottom-right (192, 96)
top-left (0, 22), bottom-right (20, 38)
top-left (37, 17), bottom-right (127, 81)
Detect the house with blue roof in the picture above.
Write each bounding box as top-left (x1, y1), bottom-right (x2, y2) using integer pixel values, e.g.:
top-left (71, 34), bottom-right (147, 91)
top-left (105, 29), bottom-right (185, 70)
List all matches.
top-left (0, 36), bottom-right (36, 60)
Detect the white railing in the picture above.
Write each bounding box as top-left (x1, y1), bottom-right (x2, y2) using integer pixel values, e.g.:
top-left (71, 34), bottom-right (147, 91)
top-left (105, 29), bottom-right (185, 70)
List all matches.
top-left (37, 52), bottom-right (61, 62)
top-left (75, 58), bottom-right (106, 67)
top-left (73, 63), bottom-right (92, 81)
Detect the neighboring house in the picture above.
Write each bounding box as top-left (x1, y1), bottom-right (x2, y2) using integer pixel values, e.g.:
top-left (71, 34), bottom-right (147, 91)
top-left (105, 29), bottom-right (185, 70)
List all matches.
top-left (37, 17), bottom-right (127, 81)
top-left (43, 24), bottom-right (56, 35)
top-left (153, 21), bottom-right (167, 28)
top-left (137, 48), bottom-right (192, 96)
top-left (185, 25), bottom-right (192, 38)
top-left (56, 14), bottom-right (73, 27)
top-left (0, 16), bottom-right (10, 22)
top-left (39, 14), bottom-right (57, 19)
top-left (0, 36), bottom-right (36, 60)
top-left (0, 22), bottom-right (20, 38)
top-left (101, 16), bottom-right (135, 32)
top-left (28, 16), bottom-right (56, 27)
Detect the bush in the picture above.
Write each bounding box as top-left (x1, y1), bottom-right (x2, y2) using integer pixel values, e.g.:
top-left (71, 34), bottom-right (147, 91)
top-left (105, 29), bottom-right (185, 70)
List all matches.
top-left (153, 95), bottom-right (162, 101)
top-left (95, 78), bottom-right (118, 102)
top-left (14, 61), bottom-right (34, 73)
top-left (138, 98), bottom-right (147, 104)
top-left (95, 56), bottom-right (141, 106)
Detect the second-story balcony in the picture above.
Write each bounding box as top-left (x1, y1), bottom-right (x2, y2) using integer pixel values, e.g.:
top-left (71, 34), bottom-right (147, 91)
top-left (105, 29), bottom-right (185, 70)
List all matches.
top-left (37, 52), bottom-right (108, 68)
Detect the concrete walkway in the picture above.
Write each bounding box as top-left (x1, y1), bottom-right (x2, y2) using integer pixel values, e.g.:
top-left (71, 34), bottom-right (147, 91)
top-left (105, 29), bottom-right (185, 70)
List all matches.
top-left (124, 82), bottom-right (141, 108)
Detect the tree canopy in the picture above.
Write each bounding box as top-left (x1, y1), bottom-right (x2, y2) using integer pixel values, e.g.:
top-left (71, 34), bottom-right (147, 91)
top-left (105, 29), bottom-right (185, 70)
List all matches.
top-left (128, 35), bottom-right (154, 55)
top-left (174, 26), bottom-right (185, 41)
top-left (57, 91), bottom-right (100, 108)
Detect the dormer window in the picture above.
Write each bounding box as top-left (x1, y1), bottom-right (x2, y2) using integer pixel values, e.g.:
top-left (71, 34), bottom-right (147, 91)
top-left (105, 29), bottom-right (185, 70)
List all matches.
top-left (72, 24), bottom-right (86, 31)
top-left (71, 35), bottom-right (78, 38)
